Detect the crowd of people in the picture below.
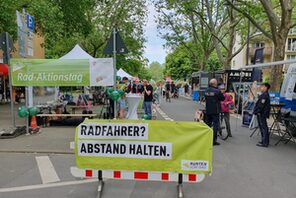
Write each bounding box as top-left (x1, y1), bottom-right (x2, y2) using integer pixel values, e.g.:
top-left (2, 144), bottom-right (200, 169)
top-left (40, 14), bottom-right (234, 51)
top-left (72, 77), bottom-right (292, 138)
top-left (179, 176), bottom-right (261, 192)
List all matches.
top-left (116, 78), bottom-right (191, 119)
top-left (203, 78), bottom-right (271, 147)
top-left (118, 77), bottom-right (154, 120)
top-left (116, 76), bottom-right (272, 148)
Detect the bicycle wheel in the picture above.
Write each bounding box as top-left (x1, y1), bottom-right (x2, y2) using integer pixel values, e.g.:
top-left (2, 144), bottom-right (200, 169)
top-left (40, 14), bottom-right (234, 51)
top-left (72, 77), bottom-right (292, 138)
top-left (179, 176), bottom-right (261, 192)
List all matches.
top-left (218, 114), bottom-right (229, 140)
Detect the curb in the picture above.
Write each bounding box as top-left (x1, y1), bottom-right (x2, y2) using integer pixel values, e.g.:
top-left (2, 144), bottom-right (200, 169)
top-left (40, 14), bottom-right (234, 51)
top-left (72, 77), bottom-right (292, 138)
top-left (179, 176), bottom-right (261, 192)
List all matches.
top-left (0, 150), bottom-right (74, 155)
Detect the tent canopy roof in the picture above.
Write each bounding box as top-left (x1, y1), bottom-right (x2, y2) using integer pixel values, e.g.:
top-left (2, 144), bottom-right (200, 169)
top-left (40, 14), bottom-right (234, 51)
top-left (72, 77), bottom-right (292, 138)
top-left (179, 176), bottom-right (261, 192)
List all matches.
top-left (117, 68), bottom-right (133, 79)
top-left (60, 44), bottom-right (93, 60)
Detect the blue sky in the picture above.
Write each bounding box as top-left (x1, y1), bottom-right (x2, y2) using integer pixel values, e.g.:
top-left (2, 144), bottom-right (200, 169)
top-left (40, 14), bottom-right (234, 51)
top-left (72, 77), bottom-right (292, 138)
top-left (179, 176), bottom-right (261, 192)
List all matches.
top-left (143, 4), bottom-right (167, 65)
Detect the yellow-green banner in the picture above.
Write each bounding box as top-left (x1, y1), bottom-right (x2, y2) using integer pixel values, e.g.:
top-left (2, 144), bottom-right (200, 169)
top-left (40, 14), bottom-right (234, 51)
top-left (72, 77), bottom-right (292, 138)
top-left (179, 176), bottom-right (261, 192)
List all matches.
top-left (75, 119), bottom-right (213, 174)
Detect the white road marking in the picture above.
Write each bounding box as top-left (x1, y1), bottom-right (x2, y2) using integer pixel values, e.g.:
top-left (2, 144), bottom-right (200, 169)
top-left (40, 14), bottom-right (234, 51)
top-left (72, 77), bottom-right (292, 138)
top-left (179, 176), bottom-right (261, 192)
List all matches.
top-left (70, 141), bottom-right (75, 149)
top-left (155, 106), bottom-right (175, 121)
top-left (35, 156), bottom-right (60, 184)
top-left (0, 179), bottom-right (97, 193)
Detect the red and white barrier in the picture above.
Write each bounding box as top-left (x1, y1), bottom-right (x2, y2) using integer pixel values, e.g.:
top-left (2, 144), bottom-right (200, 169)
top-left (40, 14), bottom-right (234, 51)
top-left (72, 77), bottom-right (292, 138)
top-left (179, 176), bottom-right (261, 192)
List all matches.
top-left (70, 167), bottom-right (205, 183)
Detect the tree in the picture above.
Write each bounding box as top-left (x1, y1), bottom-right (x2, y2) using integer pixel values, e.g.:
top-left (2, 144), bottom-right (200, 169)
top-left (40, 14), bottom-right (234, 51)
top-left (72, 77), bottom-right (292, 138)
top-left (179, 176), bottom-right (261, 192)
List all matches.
top-left (194, 0), bottom-right (251, 69)
top-left (0, 0), bottom-right (148, 79)
top-left (154, 0), bottom-right (251, 70)
top-left (154, 0), bottom-right (215, 71)
top-left (0, 0), bottom-right (63, 43)
top-left (225, 0), bottom-right (295, 91)
top-left (149, 61), bottom-right (164, 81)
top-left (164, 45), bottom-right (194, 79)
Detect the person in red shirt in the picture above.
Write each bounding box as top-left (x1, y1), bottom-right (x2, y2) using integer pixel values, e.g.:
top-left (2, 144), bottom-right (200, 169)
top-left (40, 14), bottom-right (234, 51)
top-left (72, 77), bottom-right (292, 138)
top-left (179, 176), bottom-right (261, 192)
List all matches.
top-left (219, 85), bottom-right (233, 137)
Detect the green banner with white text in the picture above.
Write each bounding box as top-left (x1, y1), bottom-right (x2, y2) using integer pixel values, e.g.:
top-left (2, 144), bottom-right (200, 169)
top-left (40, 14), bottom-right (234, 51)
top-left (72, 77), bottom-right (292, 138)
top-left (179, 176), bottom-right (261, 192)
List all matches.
top-left (11, 58), bottom-right (114, 86)
top-left (75, 120), bottom-right (213, 174)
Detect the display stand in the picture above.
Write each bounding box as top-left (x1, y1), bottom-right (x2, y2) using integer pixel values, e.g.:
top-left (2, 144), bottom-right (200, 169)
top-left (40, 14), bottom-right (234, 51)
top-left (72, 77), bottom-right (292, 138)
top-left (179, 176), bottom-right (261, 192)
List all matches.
top-left (126, 94), bottom-right (141, 120)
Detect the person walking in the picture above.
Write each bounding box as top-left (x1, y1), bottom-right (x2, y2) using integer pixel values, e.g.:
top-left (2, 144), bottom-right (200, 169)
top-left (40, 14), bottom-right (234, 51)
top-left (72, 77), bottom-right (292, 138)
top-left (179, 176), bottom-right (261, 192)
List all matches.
top-left (219, 85), bottom-right (233, 137)
top-left (165, 81), bottom-right (171, 102)
top-left (253, 83), bottom-right (271, 147)
top-left (171, 81), bottom-right (176, 96)
top-left (142, 80), bottom-right (153, 119)
top-left (205, 79), bottom-right (225, 146)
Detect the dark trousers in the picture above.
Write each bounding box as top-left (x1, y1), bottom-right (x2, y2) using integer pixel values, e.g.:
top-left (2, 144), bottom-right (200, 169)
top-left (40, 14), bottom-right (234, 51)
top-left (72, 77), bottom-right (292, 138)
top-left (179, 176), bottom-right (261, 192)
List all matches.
top-left (205, 114), bottom-right (220, 143)
top-left (222, 112), bottom-right (232, 136)
top-left (257, 114), bottom-right (269, 146)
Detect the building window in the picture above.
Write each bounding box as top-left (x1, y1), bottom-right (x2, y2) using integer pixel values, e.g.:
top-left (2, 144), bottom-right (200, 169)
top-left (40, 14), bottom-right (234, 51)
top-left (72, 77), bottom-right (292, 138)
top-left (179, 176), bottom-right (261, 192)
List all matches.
top-left (253, 42), bottom-right (265, 48)
top-left (287, 55), bottom-right (296, 60)
top-left (287, 38), bottom-right (296, 51)
top-left (232, 60), bottom-right (235, 67)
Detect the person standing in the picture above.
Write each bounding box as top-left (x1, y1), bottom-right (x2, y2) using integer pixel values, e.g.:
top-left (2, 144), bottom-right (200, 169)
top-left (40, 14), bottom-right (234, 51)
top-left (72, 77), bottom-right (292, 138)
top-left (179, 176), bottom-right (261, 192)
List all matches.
top-left (165, 81), bottom-right (171, 102)
top-left (171, 81), bottom-right (176, 96)
top-left (142, 80), bottom-right (153, 119)
top-left (184, 83), bottom-right (189, 96)
top-left (155, 82), bottom-right (162, 105)
top-left (253, 83), bottom-right (271, 147)
top-left (219, 85), bottom-right (233, 137)
top-left (205, 79), bottom-right (225, 145)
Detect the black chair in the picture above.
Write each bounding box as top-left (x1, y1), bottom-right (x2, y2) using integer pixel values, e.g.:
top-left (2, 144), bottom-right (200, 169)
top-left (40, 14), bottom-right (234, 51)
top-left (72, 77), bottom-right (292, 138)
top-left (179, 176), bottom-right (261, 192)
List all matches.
top-left (275, 116), bottom-right (296, 145)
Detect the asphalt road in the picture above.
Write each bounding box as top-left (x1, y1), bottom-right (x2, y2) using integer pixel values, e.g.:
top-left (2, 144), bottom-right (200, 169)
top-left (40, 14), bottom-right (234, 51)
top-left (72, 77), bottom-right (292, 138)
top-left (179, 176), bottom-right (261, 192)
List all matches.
top-left (0, 98), bottom-right (296, 198)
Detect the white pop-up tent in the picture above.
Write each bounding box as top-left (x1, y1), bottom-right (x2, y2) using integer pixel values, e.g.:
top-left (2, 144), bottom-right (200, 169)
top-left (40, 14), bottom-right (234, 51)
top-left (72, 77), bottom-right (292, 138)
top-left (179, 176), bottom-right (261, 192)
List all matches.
top-left (60, 44), bottom-right (94, 60)
top-left (117, 68), bottom-right (133, 79)
top-left (53, 44), bottom-right (114, 100)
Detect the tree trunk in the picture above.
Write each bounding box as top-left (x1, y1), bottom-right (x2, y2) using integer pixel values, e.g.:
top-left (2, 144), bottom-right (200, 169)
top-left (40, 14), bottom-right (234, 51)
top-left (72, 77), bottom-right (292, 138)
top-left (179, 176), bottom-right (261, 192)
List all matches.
top-left (224, 7), bottom-right (236, 70)
top-left (269, 36), bottom-right (286, 91)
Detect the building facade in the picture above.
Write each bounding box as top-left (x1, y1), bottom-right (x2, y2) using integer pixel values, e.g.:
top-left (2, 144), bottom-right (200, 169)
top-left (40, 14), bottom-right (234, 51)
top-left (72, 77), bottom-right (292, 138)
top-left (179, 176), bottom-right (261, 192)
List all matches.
top-left (0, 34), bottom-right (45, 102)
top-left (231, 28), bottom-right (296, 81)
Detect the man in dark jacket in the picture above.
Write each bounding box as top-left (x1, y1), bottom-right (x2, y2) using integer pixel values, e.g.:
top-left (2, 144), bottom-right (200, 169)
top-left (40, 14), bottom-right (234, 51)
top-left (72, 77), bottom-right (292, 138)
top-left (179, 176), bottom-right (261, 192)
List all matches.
top-left (205, 79), bottom-right (225, 145)
top-left (253, 82), bottom-right (271, 147)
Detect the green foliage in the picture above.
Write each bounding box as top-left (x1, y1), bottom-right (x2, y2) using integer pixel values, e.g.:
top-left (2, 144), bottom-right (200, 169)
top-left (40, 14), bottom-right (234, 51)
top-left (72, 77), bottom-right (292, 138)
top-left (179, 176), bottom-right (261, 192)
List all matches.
top-left (0, 0), bottom-right (19, 39)
top-left (206, 55), bottom-right (223, 72)
top-left (164, 45), bottom-right (193, 80)
top-left (138, 66), bottom-right (152, 80)
top-left (164, 42), bottom-right (224, 79)
top-left (0, 0), bottom-right (148, 78)
top-left (149, 61), bottom-right (164, 81)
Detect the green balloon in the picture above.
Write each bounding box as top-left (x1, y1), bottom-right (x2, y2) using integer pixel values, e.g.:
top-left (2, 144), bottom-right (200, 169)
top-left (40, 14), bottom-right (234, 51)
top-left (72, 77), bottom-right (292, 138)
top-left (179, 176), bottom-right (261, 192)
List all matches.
top-left (29, 107), bottom-right (38, 116)
top-left (106, 88), bottom-right (114, 96)
top-left (118, 90), bottom-right (124, 97)
top-left (111, 90), bottom-right (120, 101)
top-left (18, 106), bottom-right (28, 118)
top-left (143, 114), bottom-right (149, 120)
top-left (116, 76), bottom-right (121, 81)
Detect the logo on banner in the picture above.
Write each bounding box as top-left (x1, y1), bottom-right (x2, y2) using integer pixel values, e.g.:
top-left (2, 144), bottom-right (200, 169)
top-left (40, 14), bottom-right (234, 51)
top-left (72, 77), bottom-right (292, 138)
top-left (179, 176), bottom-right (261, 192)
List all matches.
top-left (181, 160), bottom-right (209, 171)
